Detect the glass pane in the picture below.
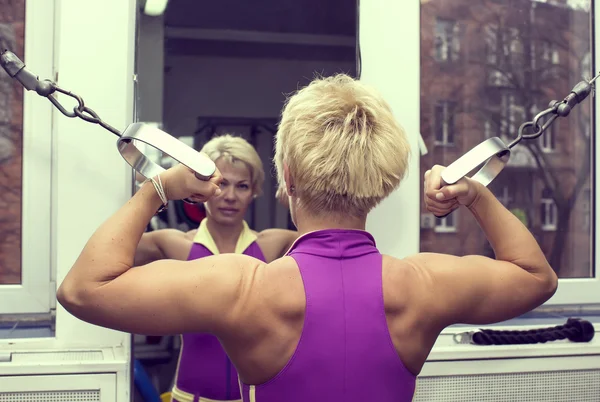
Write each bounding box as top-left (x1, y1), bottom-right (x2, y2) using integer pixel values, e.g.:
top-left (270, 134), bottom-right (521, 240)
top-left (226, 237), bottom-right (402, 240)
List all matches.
top-left (0, 0), bottom-right (25, 284)
top-left (420, 0), bottom-right (593, 278)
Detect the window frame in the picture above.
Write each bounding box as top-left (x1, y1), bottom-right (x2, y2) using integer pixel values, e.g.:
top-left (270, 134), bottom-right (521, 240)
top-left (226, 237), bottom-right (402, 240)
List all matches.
top-left (539, 115), bottom-right (556, 152)
top-left (434, 101), bottom-right (455, 145)
top-left (0, 0), bottom-right (55, 314)
top-left (434, 213), bottom-right (457, 233)
top-left (434, 18), bottom-right (460, 62)
top-left (540, 197), bottom-right (558, 231)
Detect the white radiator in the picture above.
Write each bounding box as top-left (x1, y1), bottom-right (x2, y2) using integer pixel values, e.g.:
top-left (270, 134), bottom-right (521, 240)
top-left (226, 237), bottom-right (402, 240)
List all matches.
top-left (414, 368), bottom-right (600, 401)
top-left (0, 374), bottom-right (115, 402)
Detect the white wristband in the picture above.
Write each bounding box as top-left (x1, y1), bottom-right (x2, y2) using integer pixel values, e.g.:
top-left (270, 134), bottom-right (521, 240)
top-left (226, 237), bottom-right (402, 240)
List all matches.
top-left (145, 175), bottom-right (168, 213)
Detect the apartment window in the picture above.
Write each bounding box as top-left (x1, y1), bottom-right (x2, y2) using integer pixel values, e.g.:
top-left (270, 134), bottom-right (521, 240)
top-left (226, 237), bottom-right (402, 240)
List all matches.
top-left (485, 24), bottom-right (498, 64)
top-left (540, 188), bottom-right (557, 231)
top-left (484, 119), bottom-right (493, 138)
top-left (434, 102), bottom-right (455, 145)
top-left (434, 18), bottom-right (460, 62)
top-left (488, 70), bottom-right (510, 87)
top-left (434, 213), bottom-right (456, 233)
top-left (582, 189), bottom-right (591, 230)
top-left (541, 40), bottom-right (560, 65)
top-left (497, 186), bottom-right (513, 207)
top-left (501, 93), bottom-right (525, 137)
top-left (582, 52), bottom-right (592, 78)
top-left (540, 124), bottom-right (556, 152)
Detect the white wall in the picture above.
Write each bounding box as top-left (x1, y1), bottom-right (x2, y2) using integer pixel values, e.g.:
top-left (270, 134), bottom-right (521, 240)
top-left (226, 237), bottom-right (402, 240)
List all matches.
top-left (362, 0), bottom-right (421, 258)
top-left (53, 0), bottom-right (136, 352)
top-left (163, 56), bottom-right (355, 137)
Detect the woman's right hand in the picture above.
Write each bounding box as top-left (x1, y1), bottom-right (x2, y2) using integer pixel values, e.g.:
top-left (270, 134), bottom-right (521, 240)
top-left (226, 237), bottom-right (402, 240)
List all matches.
top-left (424, 165), bottom-right (483, 217)
top-left (161, 162), bottom-right (222, 203)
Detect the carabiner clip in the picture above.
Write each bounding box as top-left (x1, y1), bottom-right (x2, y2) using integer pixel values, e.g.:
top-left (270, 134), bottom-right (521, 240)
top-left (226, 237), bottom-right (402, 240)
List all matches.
top-left (453, 331), bottom-right (475, 345)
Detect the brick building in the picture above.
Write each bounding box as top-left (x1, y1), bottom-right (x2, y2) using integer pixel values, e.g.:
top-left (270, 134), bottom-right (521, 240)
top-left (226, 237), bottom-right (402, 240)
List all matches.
top-left (420, 0), bottom-right (592, 277)
top-left (0, 0), bottom-right (25, 284)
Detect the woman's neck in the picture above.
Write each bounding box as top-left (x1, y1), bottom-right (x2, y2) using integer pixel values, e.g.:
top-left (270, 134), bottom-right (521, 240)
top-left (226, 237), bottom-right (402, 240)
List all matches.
top-left (206, 218), bottom-right (244, 253)
top-left (293, 206), bottom-right (367, 236)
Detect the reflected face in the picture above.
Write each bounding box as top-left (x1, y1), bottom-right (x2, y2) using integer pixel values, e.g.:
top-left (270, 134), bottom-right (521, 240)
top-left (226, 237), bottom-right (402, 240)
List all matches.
top-left (205, 158), bottom-right (254, 226)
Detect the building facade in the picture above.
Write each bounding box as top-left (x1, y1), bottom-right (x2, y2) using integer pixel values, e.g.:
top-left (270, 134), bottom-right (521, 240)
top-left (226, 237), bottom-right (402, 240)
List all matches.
top-left (420, 0), bottom-right (592, 278)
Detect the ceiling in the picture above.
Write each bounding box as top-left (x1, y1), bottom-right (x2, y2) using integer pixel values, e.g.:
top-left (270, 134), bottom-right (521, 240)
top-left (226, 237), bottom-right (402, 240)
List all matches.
top-left (164, 0), bottom-right (357, 36)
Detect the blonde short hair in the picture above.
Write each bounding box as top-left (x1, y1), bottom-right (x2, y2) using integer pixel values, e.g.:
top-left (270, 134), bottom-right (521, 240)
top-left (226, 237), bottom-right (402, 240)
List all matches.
top-left (201, 134), bottom-right (265, 196)
top-left (274, 74), bottom-right (410, 216)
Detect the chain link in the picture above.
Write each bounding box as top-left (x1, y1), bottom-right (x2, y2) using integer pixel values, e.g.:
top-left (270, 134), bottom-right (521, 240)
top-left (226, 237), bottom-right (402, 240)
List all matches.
top-left (48, 85), bottom-right (122, 137)
top-left (507, 72), bottom-right (600, 149)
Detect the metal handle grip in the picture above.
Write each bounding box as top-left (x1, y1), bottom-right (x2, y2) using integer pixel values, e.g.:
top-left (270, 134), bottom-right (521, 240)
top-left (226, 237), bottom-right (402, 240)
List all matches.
top-left (441, 137), bottom-right (510, 187)
top-left (117, 123), bottom-right (216, 181)
top-left (434, 137), bottom-right (510, 218)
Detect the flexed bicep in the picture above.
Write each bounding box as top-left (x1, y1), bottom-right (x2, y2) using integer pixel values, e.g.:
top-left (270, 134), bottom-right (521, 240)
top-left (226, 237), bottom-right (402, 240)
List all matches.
top-left (404, 252), bottom-right (556, 328)
top-left (58, 254), bottom-right (262, 336)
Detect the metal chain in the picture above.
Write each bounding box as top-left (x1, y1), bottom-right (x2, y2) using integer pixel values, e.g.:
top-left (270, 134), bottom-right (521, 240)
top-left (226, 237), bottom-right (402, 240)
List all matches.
top-left (48, 85), bottom-right (122, 137)
top-left (507, 72), bottom-right (600, 149)
top-left (0, 49), bottom-right (122, 137)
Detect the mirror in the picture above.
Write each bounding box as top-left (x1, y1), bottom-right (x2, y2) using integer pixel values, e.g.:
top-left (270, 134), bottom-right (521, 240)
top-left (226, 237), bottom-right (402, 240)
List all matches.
top-left (132, 0), bottom-right (358, 398)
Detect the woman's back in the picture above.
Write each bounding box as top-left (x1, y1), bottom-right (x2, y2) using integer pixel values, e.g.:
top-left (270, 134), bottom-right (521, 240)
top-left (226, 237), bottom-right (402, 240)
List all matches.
top-left (231, 229), bottom-right (416, 402)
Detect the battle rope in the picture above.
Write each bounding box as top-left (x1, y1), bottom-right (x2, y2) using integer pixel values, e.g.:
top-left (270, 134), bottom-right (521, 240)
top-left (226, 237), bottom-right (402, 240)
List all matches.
top-left (454, 318), bottom-right (595, 345)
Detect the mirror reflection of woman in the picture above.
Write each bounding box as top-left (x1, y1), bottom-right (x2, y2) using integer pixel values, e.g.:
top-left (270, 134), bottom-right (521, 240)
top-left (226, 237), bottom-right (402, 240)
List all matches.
top-left (135, 134), bottom-right (298, 402)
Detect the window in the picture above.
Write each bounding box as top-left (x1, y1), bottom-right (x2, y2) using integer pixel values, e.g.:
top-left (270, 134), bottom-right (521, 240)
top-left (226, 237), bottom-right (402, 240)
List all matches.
top-left (501, 93), bottom-right (525, 137)
top-left (497, 185), bottom-right (513, 207)
top-left (435, 213), bottom-right (456, 233)
top-left (540, 40), bottom-right (560, 65)
top-left (582, 52), bottom-right (592, 78)
top-left (434, 18), bottom-right (460, 62)
top-left (540, 124), bottom-right (556, 152)
top-left (434, 101), bottom-right (455, 145)
top-left (505, 27), bottom-right (524, 66)
top-left (485, 24), bottom-right (498, 64)
top-left (0, 1), bottom-right (54, 315)
top-left (484, 119), bottom-right (493, 138)
top-left (540, 188), bottom-right (557, 231)
top-left (581, 188), bottom-right (591, 230)
top-left (420, 0), bottom-right (596, 308)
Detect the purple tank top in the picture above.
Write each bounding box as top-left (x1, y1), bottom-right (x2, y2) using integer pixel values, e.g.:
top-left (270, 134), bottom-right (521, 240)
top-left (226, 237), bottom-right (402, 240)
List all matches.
top-left (240, 229), bottom-right (416, 402)
top-left (174, 241), bottom-right (266, 402)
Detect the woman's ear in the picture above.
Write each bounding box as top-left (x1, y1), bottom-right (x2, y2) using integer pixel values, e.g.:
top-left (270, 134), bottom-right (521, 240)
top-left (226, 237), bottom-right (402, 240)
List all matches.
top-left (284, 163), bottom-right (295, 196)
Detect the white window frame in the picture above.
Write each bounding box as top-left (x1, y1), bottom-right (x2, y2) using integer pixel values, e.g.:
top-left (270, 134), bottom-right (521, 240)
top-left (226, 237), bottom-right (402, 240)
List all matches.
top-left (582, 188), bottom-right (591, 230)
top-left (540, 124), bottom-right (556, 152)
top-left (485, 24), bottom-right (498, 64)
top-left (502, 93), bottom-right (525, 137)
top-left (0, 0), bottom-right (136, 362)
top-left (0, 1), bottom-right (54, 314)
top-left (540, 195), bottom-right (558, 231)
top-left (434, 213), bottom-right (457, 233)
top-left (497, 185), bottom-right (513, 207)
top-left (434, 101), bottom-right (454, 145)
top-left (365, 0), bottom-right (600, 309)
top-left (541, 40), bottom-right (560, 65)
top-left (434, 18), bottom-right (460, 62)
top-left (484, 119), bottom-right (493, 138)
